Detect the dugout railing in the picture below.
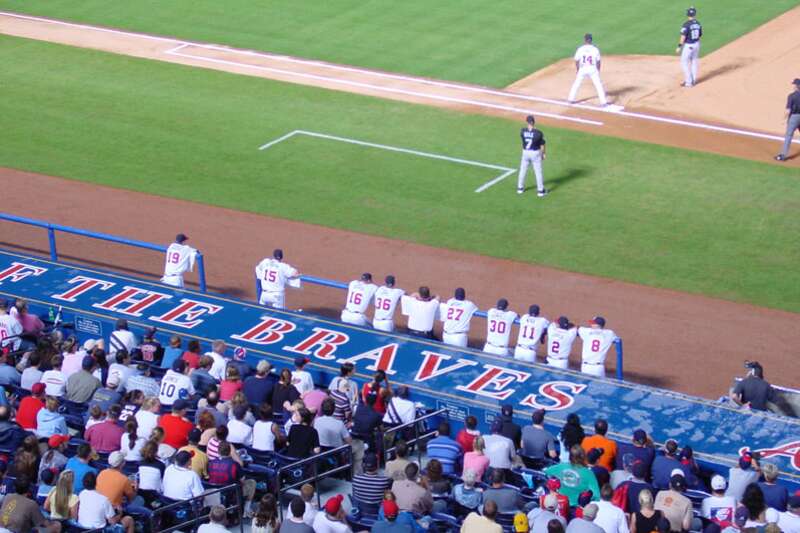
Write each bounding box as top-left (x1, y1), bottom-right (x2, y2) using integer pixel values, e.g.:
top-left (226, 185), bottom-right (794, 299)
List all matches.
top-left (379, 408), bottom-right (448, 466)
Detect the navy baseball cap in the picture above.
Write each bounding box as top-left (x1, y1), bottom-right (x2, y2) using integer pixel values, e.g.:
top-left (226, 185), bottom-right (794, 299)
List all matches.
top-left (385, 275), bottom-right (396, 286)
top-left (591, 316), bottom-right (606, 327)
top-left (633, 429), bottom-right (647, 443)
top-left (172, 399), bottom-right (189, 411)
top-left (687, 7), bottom-right (696, 16)
top-left (176, 233), bottom-right (188, 243)
top-left (294, 356), bottom-right (309, 367)
top-left (793, 78), bottom-right (800, 86)
top-left (529, 304), bottom-right (540, 316)
top-left (81, 355), bottom-right (95, 370)
top-left (497, 298), bottom-right (509, 310)
top-left (502, 404), bottom-right (513, 416)
top-left (632, 461), bottom-right (647, 479)
top-left (361, 273), bottom-right (372, 281)
top-left (558, 316), bottom-right (570, 328)
top-left (584, 33), bottom-right (593, 41)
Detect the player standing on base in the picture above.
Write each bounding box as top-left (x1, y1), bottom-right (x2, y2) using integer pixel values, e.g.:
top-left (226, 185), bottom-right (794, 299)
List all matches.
top-left (568, 34), bottom-right (607, 107)
top-left (161, 233), bottom-right (197, 288)
top-left (517, 115), bottom-right (548, 197)
top-left (254, 249), bottom-right (300, 309)
top-left (341, 273), bottom-right (378, 326)
top-left (677, 7), bottom-right (702, 87)
top-left (775, 78), bottom-right (800, 162)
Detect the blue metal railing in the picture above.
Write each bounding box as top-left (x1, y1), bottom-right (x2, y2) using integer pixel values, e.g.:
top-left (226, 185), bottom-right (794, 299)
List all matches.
top-left (0, 213), bottom-right (207, 292)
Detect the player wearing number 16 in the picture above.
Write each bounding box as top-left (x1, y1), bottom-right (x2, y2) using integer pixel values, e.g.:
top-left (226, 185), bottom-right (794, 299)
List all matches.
top-left (341, 273), bottom-right (379, 326)
top-left (161, 233), bottom-right (197, 288)
top-left (483, 299), bottom-right (518, 356)
top-left (578, 316), bottom-right (617, 378)
top-left (439, 288), bottom-right (479, 348)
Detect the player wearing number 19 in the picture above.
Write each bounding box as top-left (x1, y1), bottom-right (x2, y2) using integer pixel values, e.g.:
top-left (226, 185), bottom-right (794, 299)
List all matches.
top-left (483, 299), bottom-right (518, 356)
top-left (439, 288), bottom-right (479, 348)
top-left (341, 273), bottom-right (379, 326)
top-left (577, 316), bottom-right (617, 378)
top-left (161, 233), bottom-right (197, 288)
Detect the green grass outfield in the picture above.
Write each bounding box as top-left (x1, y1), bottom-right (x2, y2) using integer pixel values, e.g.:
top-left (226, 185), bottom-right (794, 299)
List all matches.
top-left (1, 0), bottom-right (798, 87)
top-left (2, 35), bottom-right (800, 312)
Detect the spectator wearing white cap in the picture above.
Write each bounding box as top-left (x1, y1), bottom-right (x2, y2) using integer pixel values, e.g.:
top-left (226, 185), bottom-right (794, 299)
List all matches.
top-left (654, 473), bottom-right (692, 533)
top-left (528, 493), bottom-right (567, 533)
top-left (702, 475), bottom-right (737, 528)
top-left (567, 503), bottom-right (605, 533)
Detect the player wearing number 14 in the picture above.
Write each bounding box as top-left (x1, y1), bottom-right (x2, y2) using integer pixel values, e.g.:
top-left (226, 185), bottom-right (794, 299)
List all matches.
top-left (341, 273), bottom-right (379, 326)
top-left (161, 233), bottom-right (197, 288)
top-left (568, 33), bottom-right (607, 106)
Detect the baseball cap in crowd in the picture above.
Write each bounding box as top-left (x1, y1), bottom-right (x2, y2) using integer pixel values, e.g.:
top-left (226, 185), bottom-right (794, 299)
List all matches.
top-left (48, 434), bottom-right (70, 448)
top-left (558, 316), bottom-right (570, 328)
top-left (172, 399), bottom-right (189, 411)
top-left (107, 374), bottom-right (120, 388)
top-left (590, 316), bottom-right (606, 327)
top-left (633, 429), bottom-right (647, 444)
top-left (325, 494), bottom-right (344, 515)
top-left (82, 355), bottom-right (95, 370)
top-left (294, 356), bottom-right (309, 367)
top-left (680, 446), bottom-right (694, 462)
top-left (172, 359), bottom-right (187, 372)
top-left (670, 474), bottom-right (687, 491)
top-left (175, 450), bottom-right (193, 466)
top-left (109, 451), bottom-right (126, 468)
top-left (710, 475), bottom-right (727, 491)
top-left (793, 78), bottom-right (800, 86)
top-left (632, 461), bottom-right (648, 479)
top-left (739, 454), bottom-right (753, 469)
top-left (788, 494), bottom-right (800, 509)
top-left (176, 233), bottom-right (188, 243)
top-left (514, 512), bottom-right (529, 533)
top-left (234, 347), bottom-right (247, 361)
top-left (578, 490), bottom-right (594, 507)
top-left (734, 506), bottom-right (749, 527)
top-left (543, 493), bottom-right (559, 510)
top-left (363, 453), bottom-right (378, 471)
top-left (31, 383), bottom-right (45, 395)
top-left (382, 500), bottom-right (399, 518)
top-left (671, 468), bottom-right (685, 478)
top-left (587, 448), bottom-right (603, 464)
top-left (502, 405), bottom-right (514, 417)
top-left (188, 428), bottom-right (202, 443)
top-left (83, 339), bottom-right (98, 351)
top-left (491, 419), bottom-right (504, 433)
top-left (115, 318), bottom-right (128, 329)
top-left (546, 477), bottom-right (561, 492)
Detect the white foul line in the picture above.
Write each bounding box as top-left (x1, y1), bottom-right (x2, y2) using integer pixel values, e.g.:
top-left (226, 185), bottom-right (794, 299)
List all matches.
top-left (258, 129), bottom-right (515, 192)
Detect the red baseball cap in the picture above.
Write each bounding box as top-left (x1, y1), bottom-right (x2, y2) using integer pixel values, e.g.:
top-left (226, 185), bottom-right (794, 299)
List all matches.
top-left (325, 494), bottom-right (344, 514)
top-left (383, 500), bottom-right (399, 518)
top-left (31, 383), bottom-right (46, 395)
top-left (48, 435), bottom-right (70, 448)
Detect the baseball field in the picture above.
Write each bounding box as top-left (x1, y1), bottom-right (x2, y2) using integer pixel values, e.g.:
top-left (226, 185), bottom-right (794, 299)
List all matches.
top-left (1, 1), bottom-right (799, 397)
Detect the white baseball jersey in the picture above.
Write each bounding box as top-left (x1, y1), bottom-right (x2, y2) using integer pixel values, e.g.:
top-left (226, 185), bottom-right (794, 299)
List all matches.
top-left (344, 280), bottom-right (378, 314)
top-left (401, 296), bottom-right (440, 332)
top-left (578, 327), bottom-right (617, 365)
top-left (516, 315), bottom-right (550, 348)
top-left (292, 369), bottom-right (314, 396)
top-left (574, 44), bottom-right (601, 73)
top-left (255, 258), bottom-right (298, 293)
top-left (439, 298), bottom-right (478, 334)
top-left (0, 313), bottom-right (22, 351)
top-left (547, 324), bottom-right (578, 359)
top-left (158, 370), bottom-right (195, 405)
top-left (162, 243), bottom-right (197, 278)
top-left (485, 308), bottom-right (518, 347)
top-left (373, 286), bottom-right (404, 321)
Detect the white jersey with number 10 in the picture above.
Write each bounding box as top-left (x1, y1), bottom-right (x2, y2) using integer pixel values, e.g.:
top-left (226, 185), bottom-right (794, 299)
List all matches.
top-left (158, 370), bottom-right (195, 406)
top-left (516, 315), bottom-right (550, 348)
top-left (255, 258), bottom-right (298, 292)
top-left (163, 243), bottom-right (197, 277)
top-left (345, 280), bottom-right (378, 314)
top-left (547, 324), bottom-right (578, 359)
top-left (578, 327), bottom-right (617, 365)
top-left (440, 298), bottom-right (479, 334)
top-left (373, 286), bottom-right (404, 321)
top-left (485, 308), bottom-right (518, 347)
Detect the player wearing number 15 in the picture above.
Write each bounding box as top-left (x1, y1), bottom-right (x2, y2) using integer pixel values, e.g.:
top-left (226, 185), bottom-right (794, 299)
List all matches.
top-left (483, 299), bottom-right (518, 356)
top-left (161, 233), bottom-right (197, 288)
top-left (546, 316), bottom-right (578, 369)
top-left (254, 249), bottom-right (300, 309)
top-left (577, 316), bottom-right (617, 378)
top-left (514, 305), bottom-right (550, 363)
top-left (439, 288), bottom-right (478, 348)
top-left (372, 275), bottom-right (404, 332)
top-left (341, 273), bottom-right (378, 326)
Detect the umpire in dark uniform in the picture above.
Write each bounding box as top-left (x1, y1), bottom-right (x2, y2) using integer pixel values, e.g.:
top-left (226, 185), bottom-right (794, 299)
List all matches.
top-left (775, 78), bottom-right (800, 162)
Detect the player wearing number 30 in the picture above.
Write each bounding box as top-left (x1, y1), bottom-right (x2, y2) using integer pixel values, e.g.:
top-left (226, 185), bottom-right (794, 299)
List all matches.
top-left (255, 249), bottom-right (300, 309)
top-left (161, 233), bottom-right (197, 288)
top-left (546, 316), bottom-right (578, 369)
top-left (483, 299), bottom-right (518, 356)
top-left (439, 288), bottom-right (478, 348)
top-left (372, 275), bottom-right (404, 332)
top-left (578, 316), bottom-right (617, 378)
top-left (514, 305), bottom-right (550, 363)
top-left (341, 273), bottom-right (379, 326)
top-left (568, 34), bottom-right (607, 106)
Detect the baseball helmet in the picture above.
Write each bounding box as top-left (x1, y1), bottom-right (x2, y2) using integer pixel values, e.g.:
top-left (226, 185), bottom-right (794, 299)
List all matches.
top-left (686, 7), bottom-right (696, 16)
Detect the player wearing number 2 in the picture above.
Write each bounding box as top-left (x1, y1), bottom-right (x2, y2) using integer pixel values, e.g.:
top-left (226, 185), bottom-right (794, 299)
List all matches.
top-left (372, 275), bottom-right (404, 332)
top-left (483, 299), bottom-right (518, 356)
top-left (255, 249), bottom-right (300, 309)
top-left (578, 316), bottom-right (617, 378)
top-left (161, 233), bottom-right (197, 288)
top-left (677, 7), bottom-right (702, 87)
top-left (568, 34), bottom-right (607, 106)
top-left (546, 316), bottom-right (578, 369)
top-left (439, 288), bottom-right (479, 348)
top-left (514, 305), bottom-right (550, 363)
top-left (341, 273), bottom-right (379, 326)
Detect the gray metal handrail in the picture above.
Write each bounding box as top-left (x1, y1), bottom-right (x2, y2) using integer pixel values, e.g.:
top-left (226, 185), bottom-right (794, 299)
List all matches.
top-left (380, 408), bottom-right (448, 466)
top-left (276, 444), bottom-right (353, 520)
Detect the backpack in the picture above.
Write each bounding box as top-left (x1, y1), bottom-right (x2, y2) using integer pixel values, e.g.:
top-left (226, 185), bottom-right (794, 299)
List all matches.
top-left (611, 481), bottom-right (630, 512)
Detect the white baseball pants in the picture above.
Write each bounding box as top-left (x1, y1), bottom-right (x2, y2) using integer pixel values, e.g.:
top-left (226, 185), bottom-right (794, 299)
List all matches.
top-left (373, 318), bottom-right (395, 332)
top-left (581, 362), bottom-right (606, 378)
top-left (443, 332), bottom-right (468, 348)
top-left (681, 43), bottom-right (700, 86)
top-left (341, 309), bottom-right (368, 326)
top-left (568, 69), bottom-right (607, 105)
top-left (161, 274), bottom-right (184, 288)
top-left (483, 343), bottom-right (509, 356)
top-left (547, 357), bottom-right (569, 369)
top-left (259, 290), bottom-right (286, 309)
top-left (514, 345), bottom-right (537, 362)
top-left (518, 149), bottom-right (544, 192)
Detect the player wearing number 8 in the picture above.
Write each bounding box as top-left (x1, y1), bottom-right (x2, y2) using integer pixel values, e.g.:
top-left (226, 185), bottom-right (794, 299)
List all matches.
top-left (161, 233), bottom-right (197, 288)
top-left (439, 288), bottom-right (479, 348)
top-left (577, 317), bottom-right (617, 378)
top-left (546, 316), bottom-right (578, 369)
top-left (483, 299), bottom-right (518, 356)
top-left (514, 305), bottom-right (550, 363)
top-left (341, 273), bottom-right (379, 326)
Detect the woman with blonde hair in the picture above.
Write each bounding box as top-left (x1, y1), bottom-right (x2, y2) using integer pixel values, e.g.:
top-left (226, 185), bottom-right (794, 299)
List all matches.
top-left (134, 396), bottom-right (160, 439)
top-left (226, 391), bottom-right (256, 424)
top-left (630, 489), bottom-right (665, 533)
top-left (219, 365), bottom-right (243, 401)
top-left (44, 470), bottom-right (78, 520)
top-left (463, 436), bottom-right (490, 481)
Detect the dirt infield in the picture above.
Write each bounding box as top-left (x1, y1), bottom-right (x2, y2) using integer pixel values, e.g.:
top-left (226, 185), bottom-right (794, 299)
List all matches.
top-left (3, 168), bottom-right (799, 399)
top-left (0, 10), bottom-right (799, 165)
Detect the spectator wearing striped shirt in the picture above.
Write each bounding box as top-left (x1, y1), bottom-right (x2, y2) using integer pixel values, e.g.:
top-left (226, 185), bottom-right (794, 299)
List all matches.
top-left (352, 453), bottom-right (391, 516)
top-left (426, 421), bottom-right (463, 474)
top-left (329, 379), bottom-right (353, 424)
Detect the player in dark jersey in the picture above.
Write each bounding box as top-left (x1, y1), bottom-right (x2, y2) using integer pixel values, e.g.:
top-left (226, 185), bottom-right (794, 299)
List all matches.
top-left (677, 7), bottom-right (703, 87)
top-left (517, 115), bottom-right (548, 197)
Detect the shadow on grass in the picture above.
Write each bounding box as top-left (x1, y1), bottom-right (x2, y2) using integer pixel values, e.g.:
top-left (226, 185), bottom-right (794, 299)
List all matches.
top-left (547, 167), bottom-right (590, 192)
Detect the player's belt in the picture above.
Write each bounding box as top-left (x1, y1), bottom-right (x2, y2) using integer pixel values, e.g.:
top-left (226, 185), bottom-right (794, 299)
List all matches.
top-left (444, 330), bottom-right (468, 335)
top-left (517, 344), bottom-right (536, 350)
top-left (548, 356), bottom-right (568, 360)
top-left (487, 342), bottom-right (508, 348)
top-left (582, 361), bottom-right (603, 365)
top-left (346, 308), bottom-right (364, 315)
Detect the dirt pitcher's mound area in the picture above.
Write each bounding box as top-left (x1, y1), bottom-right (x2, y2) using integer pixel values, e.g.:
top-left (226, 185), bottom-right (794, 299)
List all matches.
top-left (508, 5), bottom-right (800, 135)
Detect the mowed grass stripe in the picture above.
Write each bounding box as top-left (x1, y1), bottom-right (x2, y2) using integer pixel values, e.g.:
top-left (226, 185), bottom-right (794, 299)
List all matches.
top-left (1, 35), bottom-right (799, 311)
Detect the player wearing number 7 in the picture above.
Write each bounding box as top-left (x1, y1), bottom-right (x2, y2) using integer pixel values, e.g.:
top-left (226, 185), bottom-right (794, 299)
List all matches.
top-left (568, 33), bottom-right (607, 106)
top-left (161, 233), bottom-right (197, 288)
top-left (341, 273), bottom-right (379, 326)
top-left (577, 316), bottom-right (617, 378)
top-left (546, 316), bottom-right (578, 369)
top-left (439, 288), bottom-right (479, 348)
top-left (483, 299), bottom-right (518, 356)
top-left (514, 305), bottom-right (550, 362)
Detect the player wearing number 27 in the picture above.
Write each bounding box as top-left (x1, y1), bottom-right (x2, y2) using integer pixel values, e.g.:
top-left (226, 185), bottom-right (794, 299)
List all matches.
top-left (439, 288), bottom-right (479, 348)
top-left (546, 316), bottom-right (578, 369)
top-left (161, 233), bottom-right (197, 288)
top-left (255, 249), bottom-right (300, 309)
top-left (341, 273), bottom-right (379, 326)
top-left (578, 316), bottom-right (617, 378)
top-left (514, 305), bottom-right (550, 363)
top-left (568, 34), bottom-right (607, 106)
top-left (483, 299), bottom-right (518, 356)
top-left (372, 275), bottom-right (404, 332)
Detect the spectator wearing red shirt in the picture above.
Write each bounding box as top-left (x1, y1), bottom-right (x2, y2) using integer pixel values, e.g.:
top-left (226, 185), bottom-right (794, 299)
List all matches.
top-left (181, 340), bottom-right (202, 370)
top-left (158, 399), bottom-right (194, 449)
top-left (361, 370), bottom-right (389, 415)
top-left (456, 415), bottom-right (480, 453)
top-left (85, 404), bottom-right (125, 453)
top-left (539, 477), bottom-right (570, 521)
top-left (16, 383), bottom-right (46, 430)
top-left (219, 366), bottom-right (243, 402)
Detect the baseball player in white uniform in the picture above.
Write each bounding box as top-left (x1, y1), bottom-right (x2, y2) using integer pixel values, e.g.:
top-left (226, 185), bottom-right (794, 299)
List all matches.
top-left (483, 299), bottom-right (518, 356)
top-left (372, 275), bottom-right (404, 332)
top-left (341, 273), bottom-right (378, 326)
top-left (514, 304), bottom-right (550, 363)
top-left (0, 300), bottom-right (22, 352)
top-left (161, 234), bottom-right (197, 288)
top-left (439, 288), bottom-right (478, 348)
top-left (568, 34), bottom-right (607, 106)
top-left (578, 316), bottom-right (617, 378)
top-left (546, 316), bottom-right (578, 369)
top-left (254, 249), bottom-right (300, 309)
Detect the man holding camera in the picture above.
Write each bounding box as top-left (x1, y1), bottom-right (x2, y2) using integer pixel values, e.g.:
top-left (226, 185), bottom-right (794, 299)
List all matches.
top-left (729, 361), bottom-right (792, 415)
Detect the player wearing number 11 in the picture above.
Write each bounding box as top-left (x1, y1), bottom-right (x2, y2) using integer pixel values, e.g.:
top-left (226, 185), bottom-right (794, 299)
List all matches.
top-left (514, 305), bottom-right (550, 363)
top-left (161, 233), bottom-right (197, 288)
top-left (341, 273), bottom-right (378, 326)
